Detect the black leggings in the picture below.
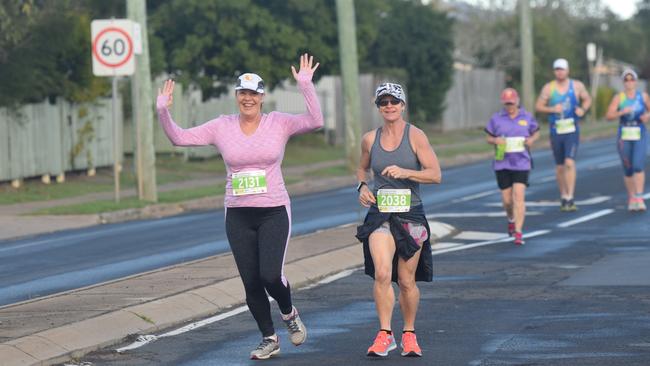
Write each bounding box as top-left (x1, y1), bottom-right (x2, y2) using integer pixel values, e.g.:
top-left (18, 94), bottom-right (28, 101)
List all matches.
top-left (225, 205), bottom-right (293, 337)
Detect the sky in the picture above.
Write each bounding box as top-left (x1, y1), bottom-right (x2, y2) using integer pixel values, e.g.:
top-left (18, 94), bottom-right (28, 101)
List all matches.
top-left (602, 0), bottom-right (637, 19)
top-left (451, 0), bottom-right (639, 19)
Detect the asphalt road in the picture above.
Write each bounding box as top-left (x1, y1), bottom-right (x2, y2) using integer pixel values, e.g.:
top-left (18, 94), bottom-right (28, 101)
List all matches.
top-left (78, 136), bottom-right (650, 365)
top-left (0, 137), bottom-right (641, 307)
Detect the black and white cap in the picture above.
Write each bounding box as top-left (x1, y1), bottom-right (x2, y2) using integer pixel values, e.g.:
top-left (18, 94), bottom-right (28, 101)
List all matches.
top-left (374, 83), bottom-right (406, 105)
top-left (235, 73), bottom-right (265, 93)
top-left (621, 68), bottom-right (638, 80)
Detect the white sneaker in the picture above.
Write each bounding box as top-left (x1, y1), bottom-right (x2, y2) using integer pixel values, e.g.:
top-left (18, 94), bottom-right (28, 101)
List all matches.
top-left (282, 306), bottom-right (307, 346)
top-left (250, 336), bottom-right (280, 360)
top-left (638, 199), bottom-right (646, 211)
top-left (628, 199), bottom-right (638, 212)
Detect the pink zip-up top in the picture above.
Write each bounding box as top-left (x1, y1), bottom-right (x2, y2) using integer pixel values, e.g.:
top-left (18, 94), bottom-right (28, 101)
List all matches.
top-left (156, 79), bottom-right (324, 208)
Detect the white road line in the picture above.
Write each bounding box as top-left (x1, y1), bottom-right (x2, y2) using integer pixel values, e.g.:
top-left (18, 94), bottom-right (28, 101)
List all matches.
top-left (428, 211), bottom-right (542, 218)
top-left (538, 175), bottom-right (556, 183)
top-left (115, 268), bottom-right (361, 353)
top-left (117, 306), bottom-right (255, 352)
top-left (484, 201), bottom-right (556, 207)
top-left (432, 230), bottom-right (551, 255)
top-left (431, 242), bottom-right (464, 250)
top-left (485, 196), bottom-right (611, 207)
top-left (117, 305), bottom-right (251, 352)
top-left (557, 209), bottom-right (615, 228)
top-left (590, 160), bottom-right (620, 170)
top-left (452, 189), bottom-right (499, 203)
top-left (302, 269), bottom-right (358, 289)
top-left (454, 231), bottom-right (506, 241)
top-left (576, 196), bottom-right (612, 205)
top-left (643, 192), bottom-right (650, 200)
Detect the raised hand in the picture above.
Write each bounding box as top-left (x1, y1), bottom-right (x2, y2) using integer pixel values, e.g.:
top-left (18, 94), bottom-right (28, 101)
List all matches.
top-left (157, 79), bottom-right (174, 109)
top-left (291, 53), bottom-right (320, 83)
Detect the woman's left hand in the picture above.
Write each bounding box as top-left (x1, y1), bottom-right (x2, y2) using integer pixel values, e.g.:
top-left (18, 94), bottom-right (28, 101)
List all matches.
top-left (382, 165), bottom-right (409, 179)
top-left (640, 112), bottom-right (650, 123)
top-left (291, 53), bottom-right (320, 83)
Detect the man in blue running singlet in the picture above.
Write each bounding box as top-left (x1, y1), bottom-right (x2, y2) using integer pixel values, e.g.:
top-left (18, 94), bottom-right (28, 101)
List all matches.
top-left (535, 58), bottom-right (592, 212)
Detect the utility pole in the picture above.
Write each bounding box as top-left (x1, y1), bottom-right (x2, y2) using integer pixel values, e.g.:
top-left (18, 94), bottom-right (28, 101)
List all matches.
top-left (519, 0), bottom-right (535, 112)
top-left (336, 0), bottom-right (362, 171)
top-left (590, 47), bottom-right (604, 120)
top-left (127, 0), bottom-right (158, 202)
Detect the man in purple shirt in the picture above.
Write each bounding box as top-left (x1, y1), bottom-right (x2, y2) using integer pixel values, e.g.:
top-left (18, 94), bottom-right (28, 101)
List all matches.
top-left (485, 88), bottom-right (540, 245)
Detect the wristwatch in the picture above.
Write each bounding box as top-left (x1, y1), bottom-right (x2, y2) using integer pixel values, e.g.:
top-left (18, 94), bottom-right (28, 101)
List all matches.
top-left (356, 181), bottom-right (367, 192)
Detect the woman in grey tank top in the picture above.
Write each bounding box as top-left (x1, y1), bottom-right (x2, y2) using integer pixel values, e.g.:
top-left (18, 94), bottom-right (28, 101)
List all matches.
top-left (355, 82), bottom-right (441, 357)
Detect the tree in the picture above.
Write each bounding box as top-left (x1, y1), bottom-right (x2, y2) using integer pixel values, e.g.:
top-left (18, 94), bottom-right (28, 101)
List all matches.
top-left (453, 0), bottom-right (650, 93)
top-left (148, 0), bottom-right (452, 122)
top-left (368, 0), bottom-right (453, 122)
top-left (634, 0), bottom-right (650, 77)
top-left (0, 1), bottom-right (111, 106)
top-left (149, 0), bottom-right (305, 99)
top-left (0, 0), bottom-right (37, 63)
top-left (0, 0), bottom-right (456, 124)
top-left (259, 0), bottom-right (338, 77)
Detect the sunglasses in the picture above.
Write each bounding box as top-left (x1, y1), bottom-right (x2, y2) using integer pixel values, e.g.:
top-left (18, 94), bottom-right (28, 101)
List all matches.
top-left (378, 99), bottom-right (401, 107)
top-left (624, 78), bottom-right (636, 82)
top-left (503, 102), bottom-right (516, 106)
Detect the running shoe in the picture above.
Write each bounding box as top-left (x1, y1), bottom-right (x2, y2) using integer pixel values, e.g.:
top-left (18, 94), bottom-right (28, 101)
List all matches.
top-left (560, 198), bottom-right (568, 212)
top-left (628, 199), bottom-right (638, 212)
top-left (367, 330), bottom-right (396, 357)
top-left (250, 336), bottom-right (280, 360)
top-left (638, 199), bottom-right (647, 211)
top-left (514, 231), bottom-right (525, 246)
top-left (282, 306), bottom-right (307, 346)
top-left (565, 199), bottom-right (577, 212)
top-left (400, 332), bottom-right (422, 357)
top-left (507, 221), bottom-right (515, 237)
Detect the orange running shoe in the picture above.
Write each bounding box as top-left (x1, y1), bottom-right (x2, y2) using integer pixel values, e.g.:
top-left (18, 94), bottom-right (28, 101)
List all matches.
top-left (400, 331), bottom-right (422, 357)
top-left (367, 330), bottom-right (396, 357)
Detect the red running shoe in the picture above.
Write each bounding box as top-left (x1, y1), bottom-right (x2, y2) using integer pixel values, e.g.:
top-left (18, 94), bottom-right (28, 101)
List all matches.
top-left (400, 331), bottom-right (422, 357)
top-left (514, 231), bottom-right (525, 246)
top-left (367, 330), bottom-right (396, 357)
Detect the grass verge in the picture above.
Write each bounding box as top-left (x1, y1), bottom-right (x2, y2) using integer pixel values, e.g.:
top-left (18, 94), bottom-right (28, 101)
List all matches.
top-left (1, 133), bottom-right (339, 205)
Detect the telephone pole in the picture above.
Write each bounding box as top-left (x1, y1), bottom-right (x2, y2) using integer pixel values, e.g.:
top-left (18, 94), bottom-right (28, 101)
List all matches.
top-left (519, 0), bottom-right (535, 112)
top-left (127, 0), bottom-right (158, 202)
top-left (336, 0), bottom-right (362, 171)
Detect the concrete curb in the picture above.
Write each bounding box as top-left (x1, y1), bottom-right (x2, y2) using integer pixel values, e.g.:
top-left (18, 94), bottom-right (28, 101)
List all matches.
top-left (0, 221), bottom-right (454, 366)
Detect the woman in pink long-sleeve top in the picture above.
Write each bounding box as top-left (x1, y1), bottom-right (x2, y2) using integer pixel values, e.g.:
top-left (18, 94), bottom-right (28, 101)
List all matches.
top-left (156, 53), bottom-right (323, 360)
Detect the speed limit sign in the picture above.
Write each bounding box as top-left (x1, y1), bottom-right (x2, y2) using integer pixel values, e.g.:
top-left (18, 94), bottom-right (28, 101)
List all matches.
top-left (91, 19), bottom-right (136, 76)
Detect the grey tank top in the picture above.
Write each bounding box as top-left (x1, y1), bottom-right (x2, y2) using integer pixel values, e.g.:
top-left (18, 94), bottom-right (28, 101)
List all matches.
top-left (370, 123), bottom-right (422, 206)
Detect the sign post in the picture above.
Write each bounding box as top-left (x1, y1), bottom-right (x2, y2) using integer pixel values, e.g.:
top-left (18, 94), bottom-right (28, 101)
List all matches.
top-left (587, 42), bottom-right (597, 121)
top-left (91, 19), bottom-right (137, 203)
